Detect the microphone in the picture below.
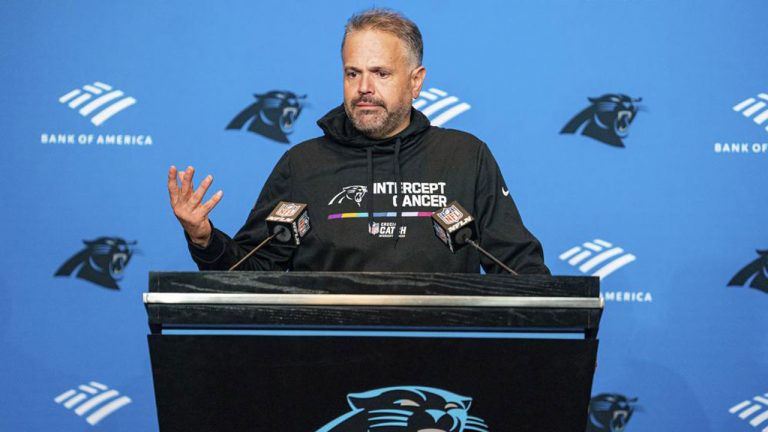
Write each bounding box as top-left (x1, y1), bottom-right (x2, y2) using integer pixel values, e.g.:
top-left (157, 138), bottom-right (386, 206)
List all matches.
top-left (431, 201), bottom-right (518, 275)
top-left (228, 201), bottom-right (310, 271)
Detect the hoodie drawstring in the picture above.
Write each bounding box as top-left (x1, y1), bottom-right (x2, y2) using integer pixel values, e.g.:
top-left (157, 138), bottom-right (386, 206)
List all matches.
top-left (366, 147), bottom-right (374, 235)
top-left (392, 138), bottom-right (403, 247)
top-left (366, 138), bottom-right (403, 247)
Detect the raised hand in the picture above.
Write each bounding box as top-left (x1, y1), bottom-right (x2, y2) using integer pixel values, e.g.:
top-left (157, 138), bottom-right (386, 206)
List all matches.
top-left (168, 165), bottom-right (223, 247)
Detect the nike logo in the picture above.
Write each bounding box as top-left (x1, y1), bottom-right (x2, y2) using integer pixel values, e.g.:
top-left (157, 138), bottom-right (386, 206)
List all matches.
top-left (502, 187), bottom-right (510, 197)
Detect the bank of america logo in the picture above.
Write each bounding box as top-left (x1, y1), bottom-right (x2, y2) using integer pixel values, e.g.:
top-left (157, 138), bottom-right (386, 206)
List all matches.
top-left (559, 239), bottom-right (636, 279)
top-left (59, 82), bottom-right (137, 126)
top-left (729, 391), bottom-right (768, 430)
top-left (413, 87), bottom-right (471, 127)
top-left (733, 93), bottom-right (768, 133)
top-left (54, 381), bottom-right (132, 426)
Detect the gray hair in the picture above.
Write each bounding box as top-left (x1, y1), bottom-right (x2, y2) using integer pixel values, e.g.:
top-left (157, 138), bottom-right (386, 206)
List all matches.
top-left (342, 8), bottom-right (423, 67)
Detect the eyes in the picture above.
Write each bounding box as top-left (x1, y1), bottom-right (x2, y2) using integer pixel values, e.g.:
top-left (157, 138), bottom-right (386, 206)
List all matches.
top-left (394, 399), bottom-right (461, 410)
top-left (345, 70), bottom-right (391, 79)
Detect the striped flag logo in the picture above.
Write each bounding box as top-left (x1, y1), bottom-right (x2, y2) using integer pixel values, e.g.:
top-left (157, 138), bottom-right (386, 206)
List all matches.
top-left (733, 93), bottom-right (768, 133)
top-left (54, 381), bottom-right (132, 426)
top-left (413, 88), bottom-right (471, 127)
top-left (58, 82), bottom-right (137, 126)
top-left (559, 239), bottom-right (636, 279)
top-left (729, 391), bottom-right (768, 431)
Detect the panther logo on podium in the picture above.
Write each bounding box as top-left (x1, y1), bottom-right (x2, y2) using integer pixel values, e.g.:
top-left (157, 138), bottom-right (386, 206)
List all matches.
top-left (227, 90), bottom-right (306, 143)
top-left (55, 237), bottom-right (137, 289)
top-left (316, 386), bottom-right (489, 432)
top-left (561, 94), bottom-right (643, 147)
top-left (586, 393), bottom-right (638, 432)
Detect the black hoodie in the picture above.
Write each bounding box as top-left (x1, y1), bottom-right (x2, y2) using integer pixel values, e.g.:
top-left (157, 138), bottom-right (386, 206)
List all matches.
top-left (187, 105), bottom-right (549, 274)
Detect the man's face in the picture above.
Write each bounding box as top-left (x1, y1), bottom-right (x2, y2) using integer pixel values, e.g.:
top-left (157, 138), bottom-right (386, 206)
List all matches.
top-left (342, 29), bottom-right (425, 139)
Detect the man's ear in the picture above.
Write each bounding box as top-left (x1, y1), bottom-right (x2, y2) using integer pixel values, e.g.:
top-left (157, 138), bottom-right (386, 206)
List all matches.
top-left (411, 66), bottom-right (426, 99)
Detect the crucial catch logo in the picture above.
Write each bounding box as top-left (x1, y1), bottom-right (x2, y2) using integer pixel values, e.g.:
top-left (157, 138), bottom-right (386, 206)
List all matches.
top-left (54, 381), bottom-right (132, 426)
top-left (413, 87), bottom-right (471, 127)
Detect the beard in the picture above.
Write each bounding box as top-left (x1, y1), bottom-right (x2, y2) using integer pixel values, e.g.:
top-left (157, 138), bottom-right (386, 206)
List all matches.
top-left (345, 95), bottom-right (411, 139)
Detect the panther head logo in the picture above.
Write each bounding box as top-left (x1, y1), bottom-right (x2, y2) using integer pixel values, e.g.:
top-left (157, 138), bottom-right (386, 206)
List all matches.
top-left (226, 90), bottom-right (306, 143)
top-left (329, 185), bottom-right (368, 207)
top-left (587, 393), bottom-right (638, 432)
top-left (316, 386), bottom-right (488, 432)
top-left (561, 94), bottom-right (643, 147)
top-left (728, 249), bottom-right (768, 293)
top-left (55, 237), bottom-right (137, 289)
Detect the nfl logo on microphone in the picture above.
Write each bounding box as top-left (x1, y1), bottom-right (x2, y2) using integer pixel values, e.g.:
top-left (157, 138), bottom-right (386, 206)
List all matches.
top-left (276, 202), bottom-right (301, 218)
top-left (437, 205), bottom-right (464, 225)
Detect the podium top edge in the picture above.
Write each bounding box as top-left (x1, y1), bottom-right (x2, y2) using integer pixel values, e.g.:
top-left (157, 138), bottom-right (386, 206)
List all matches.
top-left (148, 272), bottom-right (599, 297)
top-left (143, 293), bottom-right (603, 309)
top-left (149, 271), bottom-right (596, 279)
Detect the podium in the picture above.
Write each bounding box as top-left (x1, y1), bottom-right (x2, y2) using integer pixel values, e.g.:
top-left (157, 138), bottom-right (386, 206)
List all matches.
top-left (144, 272), bottom-right (602, 432)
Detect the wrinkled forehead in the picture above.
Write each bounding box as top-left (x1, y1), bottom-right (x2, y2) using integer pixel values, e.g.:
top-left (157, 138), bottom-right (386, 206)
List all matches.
top-left (342, 29), bottom-right (413, 68)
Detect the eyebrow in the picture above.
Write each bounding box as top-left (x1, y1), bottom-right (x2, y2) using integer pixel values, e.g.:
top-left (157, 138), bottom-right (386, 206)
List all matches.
top-left (344, 65), bottom-right (391, 73)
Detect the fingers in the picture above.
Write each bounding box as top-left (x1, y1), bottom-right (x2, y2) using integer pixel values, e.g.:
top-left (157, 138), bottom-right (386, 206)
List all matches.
top-left (179, 166), bottom-right (195, 197)
top-left (167, 165), bottom-right (179, 203)
top-left (200, 190), bottom-right (224, 214)
top-left (169, 165), bottom-right (220, 218)
top-left (191, 175), bottom-right (213, 205)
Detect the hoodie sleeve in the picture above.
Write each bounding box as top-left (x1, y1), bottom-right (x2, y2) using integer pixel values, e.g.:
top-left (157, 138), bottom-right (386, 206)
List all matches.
top-left (186, 151), bottom-right (295, 271)
top-left (474, 142), bottom-right (550, 275)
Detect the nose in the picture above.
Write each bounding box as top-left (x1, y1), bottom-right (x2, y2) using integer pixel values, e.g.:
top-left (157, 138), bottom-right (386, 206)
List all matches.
top-left (425, 409), bottom-right (445, 422)
top-left (358, 72), bottom-right (374, 95)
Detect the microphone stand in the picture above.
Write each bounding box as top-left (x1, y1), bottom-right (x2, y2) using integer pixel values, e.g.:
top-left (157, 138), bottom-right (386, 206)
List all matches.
top-left (228, 233), bottom-right (277, 271)
top-left (466, 239), bottom-right (518, 275)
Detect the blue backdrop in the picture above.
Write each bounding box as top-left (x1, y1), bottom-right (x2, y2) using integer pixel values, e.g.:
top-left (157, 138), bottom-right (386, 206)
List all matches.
top-left (1, 1), bottom-right (766, 430)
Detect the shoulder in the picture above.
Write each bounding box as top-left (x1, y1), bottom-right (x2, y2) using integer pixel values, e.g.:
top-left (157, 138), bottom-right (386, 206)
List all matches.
top-left (429, 126), bottom-right (484, 145)
top-left (284, 135), bottom-right (328, 156)
top-left (425, 126), bottom-right (490, 158)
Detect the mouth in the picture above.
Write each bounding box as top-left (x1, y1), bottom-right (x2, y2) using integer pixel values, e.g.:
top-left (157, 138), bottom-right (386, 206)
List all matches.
top-left (354, 99), bottom-right (384, 109)
top-left (110, 253), bottom-right (128, 277)
top-left (280, 107), bottom-right (298, 131)
top-left (615, 110), bottom-right (633, 136)
top-left (611, 410), bottom-right (628, 431)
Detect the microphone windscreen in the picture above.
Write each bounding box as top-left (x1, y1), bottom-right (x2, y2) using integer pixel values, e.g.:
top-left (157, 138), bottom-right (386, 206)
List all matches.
top-left (265, 201), bottom-right (311, 246)
top-left (431, 201), bottom-right (477, 253)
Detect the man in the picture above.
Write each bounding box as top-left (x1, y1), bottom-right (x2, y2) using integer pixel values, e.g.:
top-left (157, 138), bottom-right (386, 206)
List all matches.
top-left (168, 8), bottom-right (549, 274)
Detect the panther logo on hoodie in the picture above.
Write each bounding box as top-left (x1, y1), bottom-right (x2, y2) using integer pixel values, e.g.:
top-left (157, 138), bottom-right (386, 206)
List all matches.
top-left (329, 185), bottom-right (368, 207)
top-left (226, 90), bottom-right (306, 143)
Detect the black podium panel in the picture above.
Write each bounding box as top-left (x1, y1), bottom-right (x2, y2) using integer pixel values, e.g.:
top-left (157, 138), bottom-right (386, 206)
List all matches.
top-left (149, 334), bottom-right (598, 432)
